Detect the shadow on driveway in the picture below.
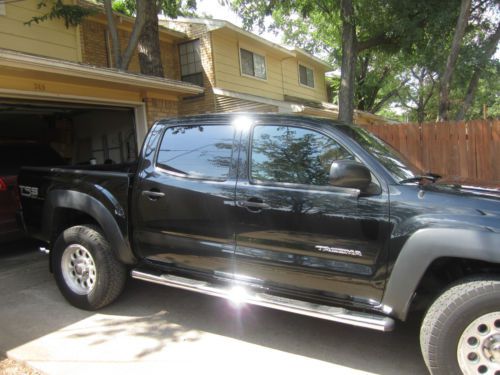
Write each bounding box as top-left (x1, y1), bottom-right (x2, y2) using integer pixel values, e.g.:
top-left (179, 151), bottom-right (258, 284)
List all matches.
top-left (0, 240), bottom-right (428, 374)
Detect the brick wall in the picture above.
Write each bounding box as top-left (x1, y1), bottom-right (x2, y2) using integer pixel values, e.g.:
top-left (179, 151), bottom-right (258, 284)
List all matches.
top-left (80, 19), bottom-right (109, 67)
top-left (165, 21), bottom-right (216, 114)
top-left (143, 98), bottom-right (178, 127)
top-left (80, 19), bottom-right (180, 78)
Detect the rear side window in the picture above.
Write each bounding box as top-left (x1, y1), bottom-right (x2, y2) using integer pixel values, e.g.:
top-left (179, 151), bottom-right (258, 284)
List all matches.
top-left (251, 125), bottom-right (353, 186)
top-left (156, 125), bottom-right (235, 181)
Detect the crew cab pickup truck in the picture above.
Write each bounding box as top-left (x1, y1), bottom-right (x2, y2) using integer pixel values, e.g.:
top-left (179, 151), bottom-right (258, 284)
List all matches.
top-left (19, 114), bottom-right (500, 375)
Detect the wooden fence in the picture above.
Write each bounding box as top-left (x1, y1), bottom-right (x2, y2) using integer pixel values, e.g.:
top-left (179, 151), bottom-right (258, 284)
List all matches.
top-left (359, 119), bottom-right (500, 187)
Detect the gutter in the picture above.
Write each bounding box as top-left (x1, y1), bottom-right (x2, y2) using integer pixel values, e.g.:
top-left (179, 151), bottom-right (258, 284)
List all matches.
top-left (0, 49), bottom-right (204, 95)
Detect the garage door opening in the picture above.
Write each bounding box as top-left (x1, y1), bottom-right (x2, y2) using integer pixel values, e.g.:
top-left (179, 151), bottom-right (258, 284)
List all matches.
top-left (0, 99), bottom-right (138, 165)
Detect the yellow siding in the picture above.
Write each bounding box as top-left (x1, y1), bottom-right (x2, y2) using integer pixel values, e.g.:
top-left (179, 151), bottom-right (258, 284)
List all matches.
top-left (212, 31), bottom-right (284, 101)
top-left (211, 30), bottom-right (327, 103)
top-left (282, 59), bottom-right (327, 102)
top-left (0, 70), bottom-right (142, 103)
top-left (0, 0), bottom-right (79, 62)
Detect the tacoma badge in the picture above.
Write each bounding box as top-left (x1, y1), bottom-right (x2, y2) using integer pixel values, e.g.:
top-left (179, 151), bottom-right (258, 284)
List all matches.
top-left (315, 245), bottom-right (363, 257)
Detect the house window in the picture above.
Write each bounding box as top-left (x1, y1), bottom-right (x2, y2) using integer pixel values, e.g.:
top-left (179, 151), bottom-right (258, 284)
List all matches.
top-left (240, 48), bottom-right (267, 79)
top-left (179, 39), bottom-right (203, 86)
top-left (299, 64), bottom-right (314, 88)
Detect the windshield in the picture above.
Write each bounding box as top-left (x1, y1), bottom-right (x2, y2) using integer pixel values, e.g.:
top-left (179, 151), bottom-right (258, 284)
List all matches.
top-left (336, 125), bottom-right (422, 182)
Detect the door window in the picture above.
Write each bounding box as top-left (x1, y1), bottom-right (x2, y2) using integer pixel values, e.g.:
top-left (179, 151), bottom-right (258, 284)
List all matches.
top-left (251, 125), bottom-right (353, 186)
top-left (157, 125), bottom-right (235, 181)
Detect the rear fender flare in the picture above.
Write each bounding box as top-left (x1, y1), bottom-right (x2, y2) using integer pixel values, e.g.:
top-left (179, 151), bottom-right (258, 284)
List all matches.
top-left (43, 189), bottom-right (136, 265)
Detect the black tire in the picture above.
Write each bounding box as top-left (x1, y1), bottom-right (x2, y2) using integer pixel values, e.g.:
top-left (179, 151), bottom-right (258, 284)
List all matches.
top-left (420, 278), bottom-right (500, 375)
top-left (52, 225), bottom-right (126, 310)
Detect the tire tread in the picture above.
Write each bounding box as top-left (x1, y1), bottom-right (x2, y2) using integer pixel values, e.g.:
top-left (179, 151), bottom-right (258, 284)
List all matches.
top-left (420, 278), bottom-right (500, 374)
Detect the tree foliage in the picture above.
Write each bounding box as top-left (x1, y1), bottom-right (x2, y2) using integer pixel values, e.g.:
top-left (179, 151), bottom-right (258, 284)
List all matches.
top-left (229, 0), bottom-right (499, 122)
top-left (25, 0), bottom-right (97, 28)
top-left (26, 0), bottom-right (196, 74)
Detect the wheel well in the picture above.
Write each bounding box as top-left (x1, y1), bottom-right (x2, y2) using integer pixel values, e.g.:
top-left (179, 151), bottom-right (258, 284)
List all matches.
top-left (409, 257), bottom-right (500, 313)
top-left (51, 208), bottom-right (100, 243)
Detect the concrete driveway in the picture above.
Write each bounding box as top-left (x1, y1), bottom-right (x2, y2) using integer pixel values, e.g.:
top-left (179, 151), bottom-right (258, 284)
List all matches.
top-left (0, 239), bottom-right (429, 375)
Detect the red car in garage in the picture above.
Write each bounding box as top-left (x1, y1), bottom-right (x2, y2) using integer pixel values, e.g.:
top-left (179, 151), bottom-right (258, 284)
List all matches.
top-left (0, 141), bottom-right (65, 242)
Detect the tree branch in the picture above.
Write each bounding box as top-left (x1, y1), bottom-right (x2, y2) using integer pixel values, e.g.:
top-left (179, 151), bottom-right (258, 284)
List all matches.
top-left (103, 0), bottom-right (122, 69)
top-left (120, 0), bottom-right (147, 70)
top-left (371, 78), bottom-right (409, 113)
top-left (455, 23), bottom-right (500, 120)
top-left (356, 33), bottom-right (397, 52)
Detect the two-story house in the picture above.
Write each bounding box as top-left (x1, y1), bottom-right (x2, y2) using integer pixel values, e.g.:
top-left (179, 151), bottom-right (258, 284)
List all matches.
top-left (164, 18), bottom-right (387, 126)
top-left (0, 0), bottom-right (202, 163)
top-left (0, 1), bottom-right (386, 165)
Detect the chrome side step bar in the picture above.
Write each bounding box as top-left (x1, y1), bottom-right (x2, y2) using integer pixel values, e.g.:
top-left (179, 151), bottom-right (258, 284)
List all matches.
top-left (131, 270), bottom-right (395, 332)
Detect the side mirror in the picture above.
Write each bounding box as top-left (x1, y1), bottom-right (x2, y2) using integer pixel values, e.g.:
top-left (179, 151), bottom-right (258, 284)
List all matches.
top-left (329, 160), bottom-right (372, 191)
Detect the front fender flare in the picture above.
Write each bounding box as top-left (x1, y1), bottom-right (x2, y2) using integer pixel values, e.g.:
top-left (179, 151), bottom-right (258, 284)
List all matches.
top-left (43, 189), bottom-right (136, 265)
top-left (382, 228), bottom-right (500, 320)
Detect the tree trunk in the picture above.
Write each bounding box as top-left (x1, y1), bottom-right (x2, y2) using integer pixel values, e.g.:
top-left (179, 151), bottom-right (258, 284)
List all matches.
top-left (438, 0), bottom-right (471, 121)
top-left (455, 24), bottom-right (500, 121)
top-left (103, 0), bottom-right (122, 69)
top-left (138, 1), bottom-right (164, 77)
top-left (338, 0), bottom-right (356, 124)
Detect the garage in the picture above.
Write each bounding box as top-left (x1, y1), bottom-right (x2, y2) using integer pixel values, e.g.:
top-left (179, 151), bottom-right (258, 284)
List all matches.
top-left (0, 99), bottom-right (137, 165)
top-left (0, 49), bottom-right (203, 242)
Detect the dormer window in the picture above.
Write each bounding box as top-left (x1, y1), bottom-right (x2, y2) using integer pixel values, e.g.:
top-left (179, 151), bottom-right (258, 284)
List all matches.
top-left (240, 48), bottom-right (267, 80)
top-left (299, 64), bottom-right (314, 88)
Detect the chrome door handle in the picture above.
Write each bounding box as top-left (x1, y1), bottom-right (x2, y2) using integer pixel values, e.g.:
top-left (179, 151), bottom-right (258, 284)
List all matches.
top-left (142, 190), bottom-right (165, 200)
top-left (237, 199), bottom-right (269, 212)
top-left (238, 201), bottom-right (269, 209)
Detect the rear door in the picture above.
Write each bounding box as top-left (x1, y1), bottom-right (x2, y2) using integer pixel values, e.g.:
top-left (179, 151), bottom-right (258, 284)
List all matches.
top-left (234, 122), bottom-right (391, 306)
top-left (132, 121), bottom-right (239, 279)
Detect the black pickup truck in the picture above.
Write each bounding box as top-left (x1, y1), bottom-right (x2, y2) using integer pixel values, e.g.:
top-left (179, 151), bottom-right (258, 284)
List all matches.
top-left (18, 113), bottom-right (500, 374)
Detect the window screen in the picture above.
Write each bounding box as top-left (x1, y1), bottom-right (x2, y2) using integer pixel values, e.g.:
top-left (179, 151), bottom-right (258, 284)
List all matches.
top-left (157, 125), bottom-right (235, 181)
top-left (251, 125), bottom-right (353, 186)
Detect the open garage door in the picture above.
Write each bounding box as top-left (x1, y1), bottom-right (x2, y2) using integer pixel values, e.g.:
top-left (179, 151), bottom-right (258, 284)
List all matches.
top-left (0, 99), bottom-right (138, 165)
top-left (0, 98), bottom-right (139, 241)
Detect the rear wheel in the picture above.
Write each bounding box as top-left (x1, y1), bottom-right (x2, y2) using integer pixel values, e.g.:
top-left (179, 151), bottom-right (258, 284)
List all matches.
top-left (52, 225), bottom-right (126, 310)
top-left (420, 278), bottom-right (500, 375)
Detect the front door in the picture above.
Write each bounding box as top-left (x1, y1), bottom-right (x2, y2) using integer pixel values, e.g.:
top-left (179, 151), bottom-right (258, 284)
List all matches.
top-left (133, 122), bottom-right (239, 279)
top-left (234, 122), bottom-right (391, 306)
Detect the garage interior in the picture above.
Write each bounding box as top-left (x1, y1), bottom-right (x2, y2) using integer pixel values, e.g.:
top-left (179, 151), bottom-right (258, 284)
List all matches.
top-left (0, 99), bottom-right (138, 165)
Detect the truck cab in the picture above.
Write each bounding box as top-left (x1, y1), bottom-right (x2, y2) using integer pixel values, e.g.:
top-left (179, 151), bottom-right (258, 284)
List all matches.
top-left (19, 113), bottom-right (500, 375)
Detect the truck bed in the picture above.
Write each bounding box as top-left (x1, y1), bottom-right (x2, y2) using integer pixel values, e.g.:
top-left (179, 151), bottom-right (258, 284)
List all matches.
top-left (18, 162), bottom-right (137, 243)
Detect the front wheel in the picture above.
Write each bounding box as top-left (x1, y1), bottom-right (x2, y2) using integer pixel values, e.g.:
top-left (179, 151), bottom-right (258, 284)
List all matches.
top-left (420, 278), bottom-right (500, 375)
top-left (52, 225), bottom-right (126, 310)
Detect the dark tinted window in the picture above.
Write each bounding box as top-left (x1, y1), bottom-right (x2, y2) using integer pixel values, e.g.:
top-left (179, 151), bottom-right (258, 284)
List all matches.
top-left (157, 125), bottom-right (234, 181)
top-left (337, 125), bottom-right (421, 181)
top-left (251, 125), bottom-right (353, 186)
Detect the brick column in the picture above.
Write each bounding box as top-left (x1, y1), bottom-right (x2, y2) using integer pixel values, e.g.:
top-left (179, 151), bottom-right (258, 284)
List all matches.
top-left (143, 97), bottom-right (179, 127)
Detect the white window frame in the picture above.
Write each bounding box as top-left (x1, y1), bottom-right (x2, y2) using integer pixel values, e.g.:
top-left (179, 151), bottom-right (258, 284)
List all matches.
top-left (298, 63), bottom-right (315, 89)
top-left (239, 48), bottom-right (267, 81)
